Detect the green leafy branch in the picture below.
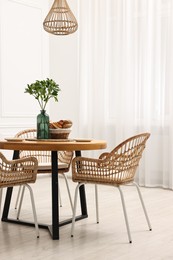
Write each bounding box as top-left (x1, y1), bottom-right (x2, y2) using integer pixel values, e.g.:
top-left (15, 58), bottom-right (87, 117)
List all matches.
top-left (25, 78), bottom-right (61, 110)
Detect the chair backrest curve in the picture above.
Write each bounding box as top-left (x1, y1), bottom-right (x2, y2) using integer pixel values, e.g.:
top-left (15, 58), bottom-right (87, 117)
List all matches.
top-left (15, 129), bottom-right (73, 170)
top-left (100, 133), bottom-right (150, 183)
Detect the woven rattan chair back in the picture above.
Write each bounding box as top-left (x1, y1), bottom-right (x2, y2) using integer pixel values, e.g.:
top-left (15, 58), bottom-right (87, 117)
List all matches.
top-left (15, 129), bottom-right (50, 163)
top-left (102, 132), bottom-right (150, 184)
top-left (72, 133), bottom-right (150, 185)
top-left (15, 129), bottom-right (73, 173)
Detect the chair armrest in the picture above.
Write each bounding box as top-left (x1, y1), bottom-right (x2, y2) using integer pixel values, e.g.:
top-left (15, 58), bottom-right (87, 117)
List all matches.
top-left (72, 154), bottom-right (124, 182)
top-left (0, 153), bottom-right (38, 187)
top-left (99, 152), bottom-right (110, 160)
top-left (72, 156), bottom-right (108, 181)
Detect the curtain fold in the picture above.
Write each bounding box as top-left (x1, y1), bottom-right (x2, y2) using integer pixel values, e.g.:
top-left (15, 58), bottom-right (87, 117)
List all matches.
top-left (78, 0), bottom-right (173, 189)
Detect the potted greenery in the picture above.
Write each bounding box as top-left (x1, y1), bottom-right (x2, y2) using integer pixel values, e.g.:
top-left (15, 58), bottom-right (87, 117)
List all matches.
top-left (25, 78), bottom-right (61, 139)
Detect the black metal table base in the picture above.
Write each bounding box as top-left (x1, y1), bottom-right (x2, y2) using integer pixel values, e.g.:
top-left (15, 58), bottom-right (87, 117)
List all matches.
top-left (1, 150), bottom-right (88, 240)
top-left (2, 214), bottom-right (88, 239)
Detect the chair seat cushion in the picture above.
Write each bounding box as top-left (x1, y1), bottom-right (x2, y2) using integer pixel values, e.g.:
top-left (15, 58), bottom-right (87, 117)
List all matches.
top-left (38, 162), bottom-right (69, 170)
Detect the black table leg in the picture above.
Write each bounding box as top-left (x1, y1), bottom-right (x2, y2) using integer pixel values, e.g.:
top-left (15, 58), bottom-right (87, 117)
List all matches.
top-left (48, 151), bottom-right (59, 239)
top-left (75, 151), bottom-right (88, 216)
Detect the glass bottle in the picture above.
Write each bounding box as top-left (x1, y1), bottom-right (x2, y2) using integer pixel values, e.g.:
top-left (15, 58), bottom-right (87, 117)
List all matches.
top-left (37, 110), bottom-right (50, 139)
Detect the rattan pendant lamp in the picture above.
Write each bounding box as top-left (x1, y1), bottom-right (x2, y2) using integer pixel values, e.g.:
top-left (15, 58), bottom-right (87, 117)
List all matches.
top-left (43, 0), bottom-right (78, 35)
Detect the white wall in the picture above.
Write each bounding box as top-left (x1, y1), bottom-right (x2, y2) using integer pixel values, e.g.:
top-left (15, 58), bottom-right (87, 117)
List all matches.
top-left (0, 0), bottom-right (49, 140)
top-left (49, 0), bottom-right (79, 138)
top-left (0, 0), bottom-right (79, 143)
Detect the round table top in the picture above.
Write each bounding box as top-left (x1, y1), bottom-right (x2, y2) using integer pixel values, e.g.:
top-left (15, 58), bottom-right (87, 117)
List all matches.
top-left (0, 139), bottom-right (107, 151)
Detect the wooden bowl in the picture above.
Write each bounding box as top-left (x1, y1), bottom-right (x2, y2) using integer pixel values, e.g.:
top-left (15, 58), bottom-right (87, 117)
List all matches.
top-left (49, 128), bottom-right (71, 139)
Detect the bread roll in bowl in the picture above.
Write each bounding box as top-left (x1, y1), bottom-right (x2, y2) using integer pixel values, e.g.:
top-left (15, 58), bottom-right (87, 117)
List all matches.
top-left (63, 120), bottom-right (72, 128)
top-left (49, 120), bottom-right (72, 129)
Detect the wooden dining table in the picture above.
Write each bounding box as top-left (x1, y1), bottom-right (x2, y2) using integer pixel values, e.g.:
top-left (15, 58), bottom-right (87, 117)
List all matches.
top-left (0, 138), bottom-right (107, 240)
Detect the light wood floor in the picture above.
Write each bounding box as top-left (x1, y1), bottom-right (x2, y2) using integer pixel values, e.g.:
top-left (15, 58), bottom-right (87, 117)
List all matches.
top-left (0, 174), bottom-right (173, 260)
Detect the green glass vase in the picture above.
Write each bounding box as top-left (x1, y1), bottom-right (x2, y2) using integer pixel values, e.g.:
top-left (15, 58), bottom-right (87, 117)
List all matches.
top-left (37, 110), bottom-right (50, 139)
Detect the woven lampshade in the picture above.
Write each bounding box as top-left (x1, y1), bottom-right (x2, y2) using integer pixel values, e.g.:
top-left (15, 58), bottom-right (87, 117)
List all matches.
top-left (43, 0), bottom-right (78, 36)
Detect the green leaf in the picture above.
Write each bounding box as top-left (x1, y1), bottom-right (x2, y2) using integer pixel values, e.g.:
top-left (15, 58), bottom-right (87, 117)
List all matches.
top-left (25, 78), bottom-right (61, 110)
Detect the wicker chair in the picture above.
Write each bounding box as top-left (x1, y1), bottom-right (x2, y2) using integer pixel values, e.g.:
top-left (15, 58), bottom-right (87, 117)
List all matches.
top-left (71, 133), bottom-right (152, 243)
top-left (14, 129), bottom-right (73, 211)
top-left (0, 152), bottom-right (39, 237)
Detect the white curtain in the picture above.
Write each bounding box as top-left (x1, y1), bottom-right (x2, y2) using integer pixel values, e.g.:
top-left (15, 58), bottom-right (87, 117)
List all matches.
top-left (77, 0), bottom-right (173, 189)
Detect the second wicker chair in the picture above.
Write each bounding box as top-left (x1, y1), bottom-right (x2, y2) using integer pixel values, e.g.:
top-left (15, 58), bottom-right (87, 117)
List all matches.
top-left (0, 152), bottom-right (39, 237)
top-left (71, 133), bottom-right (152, 243)
top-left (14, 129), bottom-right (74, 211)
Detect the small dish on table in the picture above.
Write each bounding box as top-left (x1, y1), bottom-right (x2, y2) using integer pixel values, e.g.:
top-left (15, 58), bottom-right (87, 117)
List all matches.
top-left (74, 138), bottom-right (92, 142)
top-left (5, 138), bottom-right (24, 142)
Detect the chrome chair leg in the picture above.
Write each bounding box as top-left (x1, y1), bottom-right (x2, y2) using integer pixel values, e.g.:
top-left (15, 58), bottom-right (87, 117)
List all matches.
top-left (15, 178), bottom-right (66, 210)
top-left (15, 186), bottom-right (22, 209)
top-left (0, 188), bottom-right (3, 211)
top-left (118, 186), bottom-right (132, 243)
top-left (71, 183), bottom-right (83, 237)
top-left (17, 184), bottom-right (39, 238)
top-left (95, 185), bottom-right (99, 223)
top-left (133, 182), bottom-right (152, 231)
top-left (58, 182), bottom-right (62, 207)
top-left (25, 184), bottom-right (39, 238)
top-left (62, 173), bottom-right (73, 212)
top-left (17, 186), bottom-right (25, 219)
